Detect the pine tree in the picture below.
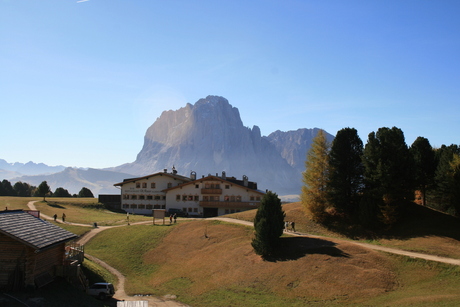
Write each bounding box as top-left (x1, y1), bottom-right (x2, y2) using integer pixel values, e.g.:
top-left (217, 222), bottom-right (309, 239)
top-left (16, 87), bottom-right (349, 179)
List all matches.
top-left (361, 127), bottom-right (414, 227)
top-left (410, 137), bottom-right (436, 206)
top-left (251, 191), bottom-right (285, 259)
top-left (301, 129), bottom-right (330, 223)
top-left (328, 127), bottom-right (364, 216)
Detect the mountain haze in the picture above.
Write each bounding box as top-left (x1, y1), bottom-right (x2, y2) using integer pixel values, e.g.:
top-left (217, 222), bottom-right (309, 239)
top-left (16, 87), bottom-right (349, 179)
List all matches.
top-left (112, 96), bottom-right (334, 195)
top-left (12, 168), bottom-right (133, 196)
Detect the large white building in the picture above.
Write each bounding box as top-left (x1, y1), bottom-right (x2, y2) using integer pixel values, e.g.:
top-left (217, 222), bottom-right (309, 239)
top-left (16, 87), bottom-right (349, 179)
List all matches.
top-left (114, 168), bottom-right (265, 217)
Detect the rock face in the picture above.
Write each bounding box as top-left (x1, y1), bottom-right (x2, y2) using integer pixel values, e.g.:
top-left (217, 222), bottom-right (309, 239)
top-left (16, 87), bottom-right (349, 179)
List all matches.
top-left (113, 95), bottom-right (334, 195)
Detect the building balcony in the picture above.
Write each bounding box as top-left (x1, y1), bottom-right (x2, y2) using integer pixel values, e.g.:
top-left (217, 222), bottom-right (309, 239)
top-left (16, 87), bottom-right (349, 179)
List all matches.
top-left (199, 201), bottom-right (260, 209)
top-left (201, 188), bottom-right (222, 194)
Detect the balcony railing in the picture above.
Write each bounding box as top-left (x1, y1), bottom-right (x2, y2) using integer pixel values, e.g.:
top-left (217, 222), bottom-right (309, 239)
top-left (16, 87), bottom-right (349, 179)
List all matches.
top-left (201, 188), bottom-right (222, 195)
top-left (199, 201), bottom-right (260, 209)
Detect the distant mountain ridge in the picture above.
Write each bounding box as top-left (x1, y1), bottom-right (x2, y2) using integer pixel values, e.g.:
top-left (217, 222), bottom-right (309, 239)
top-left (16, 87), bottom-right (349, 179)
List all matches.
top-left (0, 159), bottom-right (66, 178)
top-left (2, 95), bottom-right (335, 196)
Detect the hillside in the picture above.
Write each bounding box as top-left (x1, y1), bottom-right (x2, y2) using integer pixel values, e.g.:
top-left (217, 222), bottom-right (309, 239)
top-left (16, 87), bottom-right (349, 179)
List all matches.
top-left (144, 221), bottom-right (396, 304)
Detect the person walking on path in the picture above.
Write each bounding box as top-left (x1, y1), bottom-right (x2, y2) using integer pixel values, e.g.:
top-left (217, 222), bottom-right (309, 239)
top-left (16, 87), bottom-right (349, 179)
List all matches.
top-left (53, 214), bottom-right (57, 221)
top-left (170, 214), bottom-right (173, 224)
top-left (291, 221), bottom-right (296, 232)
top-left (62, 213), bottom-right (66, 223)
top-left (173, 213), bottom-right (177, 223)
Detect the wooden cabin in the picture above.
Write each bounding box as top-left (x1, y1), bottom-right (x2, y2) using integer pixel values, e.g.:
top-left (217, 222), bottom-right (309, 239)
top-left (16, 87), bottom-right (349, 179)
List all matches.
top-left (0, 210), bottom-right (77, 290)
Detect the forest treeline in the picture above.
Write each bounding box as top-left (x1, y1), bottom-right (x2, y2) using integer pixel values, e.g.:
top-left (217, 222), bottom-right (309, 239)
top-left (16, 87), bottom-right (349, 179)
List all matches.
top-left (0, 179), bottom-right (94, 199)
top-left (301, 127), bottom-right (460, 231)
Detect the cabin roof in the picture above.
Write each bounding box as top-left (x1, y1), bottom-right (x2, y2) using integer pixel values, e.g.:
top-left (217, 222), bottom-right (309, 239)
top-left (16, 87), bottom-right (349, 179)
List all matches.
top-left (0, 210), bottom-right (77, 251)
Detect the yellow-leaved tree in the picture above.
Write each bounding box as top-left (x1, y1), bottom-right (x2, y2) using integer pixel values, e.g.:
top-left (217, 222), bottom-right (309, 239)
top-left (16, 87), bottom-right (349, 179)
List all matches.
top-left (301, 129), bottom-right (330, 223)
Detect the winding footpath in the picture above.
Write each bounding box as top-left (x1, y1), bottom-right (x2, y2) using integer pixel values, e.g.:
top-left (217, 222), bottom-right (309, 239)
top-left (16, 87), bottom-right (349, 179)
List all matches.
top-left (27, 201), bottom-right (188, 307)
top-left (27, 201), bottom-right (460, 305)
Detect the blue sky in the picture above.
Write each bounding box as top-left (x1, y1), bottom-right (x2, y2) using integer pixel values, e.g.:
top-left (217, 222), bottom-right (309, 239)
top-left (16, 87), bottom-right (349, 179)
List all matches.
top-left (1, 1), bottom-right (459, 169)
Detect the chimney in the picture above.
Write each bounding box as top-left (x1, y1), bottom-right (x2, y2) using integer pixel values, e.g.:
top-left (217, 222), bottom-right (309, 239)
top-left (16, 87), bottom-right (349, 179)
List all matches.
top-left (190, 171), bottom-right (196, 180)
top-left (164, 169), bottom-right (167, 173)
top-left (222, 171), bottom-right (226, 180)
top-left (243, 175), bottom-right (248, 187)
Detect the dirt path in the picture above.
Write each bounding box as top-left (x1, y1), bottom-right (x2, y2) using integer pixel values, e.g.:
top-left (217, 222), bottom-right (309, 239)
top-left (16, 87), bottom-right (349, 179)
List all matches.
top-left (27, 201), bottom-right (188, 307)
top-left (211, 217), bottom-right (460, 266)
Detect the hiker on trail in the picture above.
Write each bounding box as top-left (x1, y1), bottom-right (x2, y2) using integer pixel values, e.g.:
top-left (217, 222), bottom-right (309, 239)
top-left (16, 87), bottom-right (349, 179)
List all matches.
top-left (173, 213), bottom-right (177, 223)
top-left (53, 214), bottom-right (57, 221)
top-left (170, 214), bottom-right (173, 224)
top-left (291, 221), bottom-right (296, 232)
top-left (285, 221), bottom-right (289, 232)
top-left (62, 213), bottom-right (66, 222)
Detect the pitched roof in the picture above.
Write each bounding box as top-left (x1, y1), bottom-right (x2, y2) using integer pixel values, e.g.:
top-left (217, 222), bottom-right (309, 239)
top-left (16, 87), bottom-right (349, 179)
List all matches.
top-left (0, 210), bottom-right (77, 250)
top-left (114, 171), bottom-right (192, 186)
top-left (163, 175), bottom-right (265, 195)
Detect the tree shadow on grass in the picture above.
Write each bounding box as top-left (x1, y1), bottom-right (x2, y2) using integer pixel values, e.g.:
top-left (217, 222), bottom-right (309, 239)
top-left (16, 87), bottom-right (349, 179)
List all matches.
top-left (46, 202), bottom-right (66, 209)
top-left (266, 237), bottom-right (349, 262)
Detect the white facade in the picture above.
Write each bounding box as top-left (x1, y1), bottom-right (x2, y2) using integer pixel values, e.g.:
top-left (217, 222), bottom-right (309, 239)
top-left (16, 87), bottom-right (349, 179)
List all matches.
top-left (115, 171), bottom-right (192, 215)
top-left (114, 170), bottom-right (265, 217)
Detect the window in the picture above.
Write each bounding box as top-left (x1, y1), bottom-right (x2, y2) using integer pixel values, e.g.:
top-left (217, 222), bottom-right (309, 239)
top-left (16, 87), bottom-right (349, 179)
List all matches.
top-left (256, 196), bottom-right (261, 201)
top-left (210, 196), bottom-right (219, 201)
top-left (230, 196), bottom-right (235, 202)
top-left (176, 194), bottom-right (181, 201)
top-left (131, 195), bottom-right (137, 200)
top-left (231, 209), bottom-right (235, 213)
top-left (142, 183), bottom-right (147, 188)
top-left (225, 209), bottom-right (229, 214)
top-left (154, 195), bottom-right (161, 200)
top-left (215, 184), bottom-right (220, 189)
top-left (194, 208), bottom-right (198, 212)
top-left (130, 204), bottom-right (137, 209)
top-left (203, 196), bottom-right (209, 201)
top-left (194, 195), bottom-right (199, 201)
top-left (183, 207), bottom-right (187, 212)
top-left (138, 204), bottom-right (145, 209)
top-left (224, 196), bottom-right (229, 201)
top-left (182, 195), bottom-right (187, 201)
top-left (167, 183), bottom-right (172, 188)
top-left (136, 183), bottom-right (140, 188)
top-left (147, 196), bottom-right (153, 200)
top-left (162, 196), bottom-right (166, 200)
top-left (139, 195), bottom-right (145, 200)
top-left (123, 204), bottom-right (129, 209)
top-left (195, 184), bottom-right (199, 188)
top-left (154, 204), bottom-right (161, 209)
top-left (236, 196), bottom-right (241, 202)
top-left (250, 196), bottom-right (255, 201)
top-left (151, 183), bottom-right (156, 188)
top-left (225, 185), bottom-right (230, 189)
top-left (188, 208), bottom-right (192, 212)
top-left (161, 205), bottom-right (165, 209)
top-left (123, 195), bottom-right (129, 199)
top-left (188, 195), bottom-right (193, 201)
top-left (146, 205), bottom-right (153, 209)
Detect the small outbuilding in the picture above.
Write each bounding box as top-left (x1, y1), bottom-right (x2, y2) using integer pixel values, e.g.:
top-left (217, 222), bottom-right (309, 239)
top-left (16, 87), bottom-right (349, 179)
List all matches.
top-left (0, 210), bottom-right (78, 290)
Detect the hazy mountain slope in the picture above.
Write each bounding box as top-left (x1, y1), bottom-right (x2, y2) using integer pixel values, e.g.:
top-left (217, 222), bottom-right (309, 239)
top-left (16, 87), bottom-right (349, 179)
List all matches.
top-left (112, 95), bottom-right (334, 195)
top-left (11, 168), bottom-right (134, 196)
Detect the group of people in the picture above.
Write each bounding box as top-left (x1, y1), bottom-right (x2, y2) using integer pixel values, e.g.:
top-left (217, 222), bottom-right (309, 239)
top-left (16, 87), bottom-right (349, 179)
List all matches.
top-left (53, 213), bottom-right (66, 222)
top-left (284, 220), bottom-right (296, 232)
